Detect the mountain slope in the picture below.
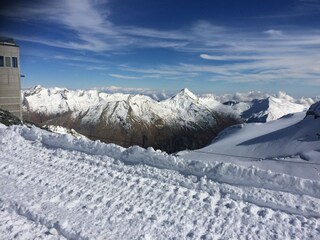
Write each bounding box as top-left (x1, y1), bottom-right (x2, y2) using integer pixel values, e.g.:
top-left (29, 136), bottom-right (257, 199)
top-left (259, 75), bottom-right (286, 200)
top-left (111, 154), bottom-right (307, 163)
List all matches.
top-left (22, 86), bottom-right (314, 152)
top-left (180, 102), bottom-right (320, 180)
top-left (242, 96), bottom-right (306, 122)
top-left (22, 86), bottom-right (240, 153)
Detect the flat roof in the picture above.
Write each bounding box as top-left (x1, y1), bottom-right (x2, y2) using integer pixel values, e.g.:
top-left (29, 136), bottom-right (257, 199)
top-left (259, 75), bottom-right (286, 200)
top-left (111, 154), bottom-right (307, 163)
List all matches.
top-left (0, 37), bottom-right (19, 47)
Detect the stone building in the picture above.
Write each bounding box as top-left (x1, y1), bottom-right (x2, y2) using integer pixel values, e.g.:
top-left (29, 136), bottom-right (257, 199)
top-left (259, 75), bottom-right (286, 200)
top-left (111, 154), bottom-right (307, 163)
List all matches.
top-left (0, 37), bottom-right (22, 120)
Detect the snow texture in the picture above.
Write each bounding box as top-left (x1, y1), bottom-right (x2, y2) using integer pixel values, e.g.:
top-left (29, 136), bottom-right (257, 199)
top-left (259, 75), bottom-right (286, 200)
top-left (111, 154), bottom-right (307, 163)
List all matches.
top-left (1, 107), bottom-right (320, 239)
top-left (181, 106), bottom-right (320, 181)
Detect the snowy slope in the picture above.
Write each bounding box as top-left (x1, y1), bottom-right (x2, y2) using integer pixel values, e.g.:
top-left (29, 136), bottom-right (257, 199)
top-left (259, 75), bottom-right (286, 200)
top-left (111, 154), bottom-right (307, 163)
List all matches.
top-left (21, 86), bottom-right (316, 154)
top-left (206, 90), bottom-right (316, 107)
top-left (23, 86), bottom-right (233, 127)
top-left (241, 96), bottom-right (307, 122)
top-left (201, 91), bottom-right (314, 122)
top-left (1, 122), bottom-right (320, 239)
top-left (23, 86), bottom-right (313, 125)
top-left (22, 86), bottom-right (243, 153)
top-left (180, 102), bottom-right (320, 181)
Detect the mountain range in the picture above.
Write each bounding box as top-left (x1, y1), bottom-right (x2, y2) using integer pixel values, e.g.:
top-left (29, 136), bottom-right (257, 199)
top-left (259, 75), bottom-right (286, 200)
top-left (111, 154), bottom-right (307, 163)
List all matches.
top-left (22, 86), bottom-right (316, 152)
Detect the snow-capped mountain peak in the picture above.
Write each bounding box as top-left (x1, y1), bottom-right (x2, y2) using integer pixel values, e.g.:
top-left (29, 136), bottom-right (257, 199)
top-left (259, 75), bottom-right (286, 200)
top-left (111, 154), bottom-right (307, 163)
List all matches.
top-left (241, 95), bottom-right (306, 122)
top-left (22, 86), bottom-right (242, 152)
top-left (178, 88), bottom-right (198, 100)
top-left (166, 88), bottom-right (200, 109)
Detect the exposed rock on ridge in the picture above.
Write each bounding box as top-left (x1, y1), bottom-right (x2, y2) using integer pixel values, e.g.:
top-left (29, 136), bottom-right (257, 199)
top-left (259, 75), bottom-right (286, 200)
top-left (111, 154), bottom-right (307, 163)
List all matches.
top-left (22, 86), bottom-right (240, 153)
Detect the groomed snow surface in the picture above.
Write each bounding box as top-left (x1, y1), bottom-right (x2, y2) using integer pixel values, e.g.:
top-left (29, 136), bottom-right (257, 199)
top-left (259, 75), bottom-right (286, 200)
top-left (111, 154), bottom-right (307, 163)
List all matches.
top-left (1, 111), bottom-right (320, 239)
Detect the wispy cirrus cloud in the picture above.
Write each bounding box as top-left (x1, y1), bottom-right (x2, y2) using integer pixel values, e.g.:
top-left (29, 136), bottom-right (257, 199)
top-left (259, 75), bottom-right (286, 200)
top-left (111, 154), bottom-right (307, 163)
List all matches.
top-left (200, 54), bottom-right (275, 61)
top-left (1, 0), bottom-right (320, 88)
top-left (264, 29), bottom-right (283, 37)
top-left (1, 0), bottom-right (129, 51)
top-left (109, 74), bottom-right (139, 80)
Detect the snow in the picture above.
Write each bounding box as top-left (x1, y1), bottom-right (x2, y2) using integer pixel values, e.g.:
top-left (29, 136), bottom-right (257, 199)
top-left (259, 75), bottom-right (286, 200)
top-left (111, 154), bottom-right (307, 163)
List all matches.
top-left (0, 114), bottom-right (320, 239)
top-left (24, 86), bottom-right (211, 127)
top-left (22, 86), bottom-right (315, 127)
top-left (180, 110), bottom-right (320, 181)
top-left (204, 90), bottom-right (317, 106)
top-left (242, 96), bottom-right (307, 122)
top-left (44, 125), bottom-right (89, 140)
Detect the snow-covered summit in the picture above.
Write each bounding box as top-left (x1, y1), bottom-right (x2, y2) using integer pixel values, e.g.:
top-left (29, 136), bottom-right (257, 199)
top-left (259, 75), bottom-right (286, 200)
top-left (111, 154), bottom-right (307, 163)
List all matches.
top-left (22, 86), bottom-right (314, 122)
top-left (22, 86), bottom-right (219, 126)
top-left (163, 88), bottom-right (202, 112)
top-left (22, 86), bottom-right (241, 152)
top-left (242, 96), bottom-right (307, 122)
top-left (174, 88), bottom-right (198, 100)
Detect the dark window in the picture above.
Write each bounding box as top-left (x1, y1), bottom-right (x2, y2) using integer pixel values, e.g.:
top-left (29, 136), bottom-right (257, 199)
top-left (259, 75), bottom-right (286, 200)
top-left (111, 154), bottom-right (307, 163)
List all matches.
top-left (12, 57), bottom-right (18, 68)
top-left (0, 56), bottom-right (3, 67)
top-left (5, 57), bottom-right (11, 67)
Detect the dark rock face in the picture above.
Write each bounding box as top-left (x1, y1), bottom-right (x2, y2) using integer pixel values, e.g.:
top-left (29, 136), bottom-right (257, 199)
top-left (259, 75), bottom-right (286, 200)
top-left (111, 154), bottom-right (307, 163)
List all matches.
top-left (0, 109), bottom-right (22, 126)
top-left (306, 101), bottom-right (320, 119)
top-left (23, 110), bottom-right (241, 153)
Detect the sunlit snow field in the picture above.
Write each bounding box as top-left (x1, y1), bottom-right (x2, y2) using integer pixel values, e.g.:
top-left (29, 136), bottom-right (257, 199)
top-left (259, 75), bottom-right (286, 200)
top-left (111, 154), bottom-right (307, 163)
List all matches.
top-left (0, 102), bottom-right (319, 239)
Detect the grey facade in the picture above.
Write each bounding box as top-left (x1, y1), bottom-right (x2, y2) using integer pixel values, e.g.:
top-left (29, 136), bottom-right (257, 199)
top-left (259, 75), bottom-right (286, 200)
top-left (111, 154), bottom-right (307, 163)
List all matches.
top-left (0, 38), bottom-right (22, 120)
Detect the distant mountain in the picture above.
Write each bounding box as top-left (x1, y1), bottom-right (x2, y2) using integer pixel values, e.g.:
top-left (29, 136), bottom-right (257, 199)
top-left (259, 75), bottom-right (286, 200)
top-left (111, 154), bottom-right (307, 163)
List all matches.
top-left (22, 86), bottom-right (314, 152)
top-left (204, 90), bottom-right (316, 106)
top-left (22, 86), bottom-right (240, 153)
top-left (241, 96), bottom-right (306, 122)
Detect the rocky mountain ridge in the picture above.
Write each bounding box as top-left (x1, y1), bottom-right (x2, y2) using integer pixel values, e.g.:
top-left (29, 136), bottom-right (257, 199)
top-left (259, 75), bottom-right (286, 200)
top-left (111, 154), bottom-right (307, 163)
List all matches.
top-left (22, 86), bottom-right (314, 152)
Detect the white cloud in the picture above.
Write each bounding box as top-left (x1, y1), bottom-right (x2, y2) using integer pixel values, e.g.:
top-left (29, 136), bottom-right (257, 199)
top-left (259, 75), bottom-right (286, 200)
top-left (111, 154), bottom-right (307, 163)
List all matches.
top-left (121, 66), bottom-right (199, 80)
top-left (53, 55), bottom-right (105, 64)
top-left (1, 0), bottom-right (129, 51)
top-left (264, 29), bottom-right (283, 37)
top-left (2, 0), bottom-right (320, 86)
top-left (200, 54), bottom-right (275, 61)
top-left (109, 74), bottom-right (139, 80)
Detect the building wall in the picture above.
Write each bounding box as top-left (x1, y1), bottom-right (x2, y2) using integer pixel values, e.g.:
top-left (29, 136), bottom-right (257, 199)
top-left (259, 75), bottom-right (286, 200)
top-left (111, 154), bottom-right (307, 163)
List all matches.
top-left (0, 43), bottom-right (22, 120)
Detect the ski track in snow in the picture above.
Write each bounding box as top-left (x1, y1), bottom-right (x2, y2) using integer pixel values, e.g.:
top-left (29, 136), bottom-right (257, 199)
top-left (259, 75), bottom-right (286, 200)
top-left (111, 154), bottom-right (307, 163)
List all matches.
top-left (0, 125), bottom-right (320, 239)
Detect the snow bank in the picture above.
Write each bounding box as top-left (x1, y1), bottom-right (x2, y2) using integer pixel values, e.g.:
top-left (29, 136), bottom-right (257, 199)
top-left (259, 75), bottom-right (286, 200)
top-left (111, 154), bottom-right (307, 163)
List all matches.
top-left (1, 122), bottom-right (320, 239)
top-left (6, 124), bottom-right (320, 199)
top-left (9, 125), bottom-right (125, 159)
top-left (121, 146), bottom-right (320, 198)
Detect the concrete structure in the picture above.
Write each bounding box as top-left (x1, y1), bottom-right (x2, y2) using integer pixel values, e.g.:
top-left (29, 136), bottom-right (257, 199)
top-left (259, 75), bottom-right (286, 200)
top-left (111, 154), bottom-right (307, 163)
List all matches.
top-left (0, 37), bottom-right (22, 120)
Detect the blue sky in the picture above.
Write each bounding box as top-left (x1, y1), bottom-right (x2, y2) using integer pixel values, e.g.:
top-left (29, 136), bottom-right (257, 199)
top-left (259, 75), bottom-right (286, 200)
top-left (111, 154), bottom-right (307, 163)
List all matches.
top-left (1, 0), bottom-right (320, 96)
